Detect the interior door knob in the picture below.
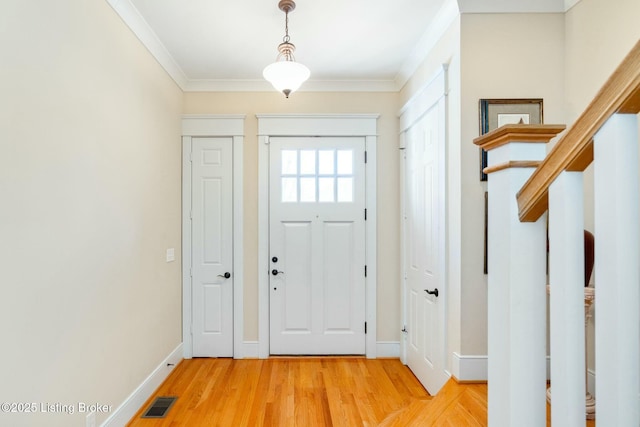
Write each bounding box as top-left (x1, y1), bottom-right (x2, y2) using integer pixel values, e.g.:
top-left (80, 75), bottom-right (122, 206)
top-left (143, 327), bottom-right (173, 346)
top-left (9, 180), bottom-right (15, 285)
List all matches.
top-left (424, 288), bottom-right (439, 297)
top-left (272, 269), bottom-right (284, 276)
top-left (218, 272), bottom-right (231, 279)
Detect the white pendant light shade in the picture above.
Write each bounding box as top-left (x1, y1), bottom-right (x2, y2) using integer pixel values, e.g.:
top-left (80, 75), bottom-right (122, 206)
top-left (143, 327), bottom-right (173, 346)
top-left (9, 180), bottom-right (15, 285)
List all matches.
top-left (263, 60), bottom-right (310, 98)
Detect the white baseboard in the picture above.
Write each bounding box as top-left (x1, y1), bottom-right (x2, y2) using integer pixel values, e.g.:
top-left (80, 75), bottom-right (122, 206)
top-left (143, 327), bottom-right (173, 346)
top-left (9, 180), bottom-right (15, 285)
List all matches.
top-left (241, 341), bottom-right (259, 358)
top-left (452, 353), bottom-right (589, 386)
top-left (451, 353), bottom-right (488, 381)
top-left (376, 341), bottom-right (400, 358)
top-left (102, 343), bottom-right (183, 427)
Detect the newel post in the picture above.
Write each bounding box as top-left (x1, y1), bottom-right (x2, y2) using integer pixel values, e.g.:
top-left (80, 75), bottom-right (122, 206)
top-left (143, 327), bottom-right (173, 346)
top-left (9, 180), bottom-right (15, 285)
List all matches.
top-left (474, 125), bottom-right (565, 427)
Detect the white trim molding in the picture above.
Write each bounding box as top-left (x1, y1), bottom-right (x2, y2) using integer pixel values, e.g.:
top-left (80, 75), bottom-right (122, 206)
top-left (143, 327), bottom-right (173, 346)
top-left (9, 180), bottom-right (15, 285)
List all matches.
top-left (182, 115), bottom-right (245, 359)
top-left (451, 353), bottom-right (488, 382)
top-left (103, 344), bottom-right (183, 427)
top-left (242, 341), bottom-right (260, 359)
top-left (256, 114), bottom-right (379, 137)
top-left (451, 354), bottom-right (555, 383)
top-left (395, 0), bottom-right (458, 89)
top-left (106, 0), bottom-right (187, 89)
top-left (182, 114), bottom-right (245, 136)
top-left (376, 342), bottom-right (401, 358)
top-left (257, 114), bottom-right (379, 359)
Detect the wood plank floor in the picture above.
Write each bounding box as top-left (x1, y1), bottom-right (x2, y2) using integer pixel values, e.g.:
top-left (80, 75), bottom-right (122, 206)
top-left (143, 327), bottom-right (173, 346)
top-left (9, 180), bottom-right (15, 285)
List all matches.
top-left (128, 358), bottom-right (431, 427)
top-left (127, 358), bottom-right (596, 426)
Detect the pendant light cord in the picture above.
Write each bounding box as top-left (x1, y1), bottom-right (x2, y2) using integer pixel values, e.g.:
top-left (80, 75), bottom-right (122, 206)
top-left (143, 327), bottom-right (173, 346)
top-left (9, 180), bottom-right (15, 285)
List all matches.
top-left (283, 10), bottom-right (290, 43)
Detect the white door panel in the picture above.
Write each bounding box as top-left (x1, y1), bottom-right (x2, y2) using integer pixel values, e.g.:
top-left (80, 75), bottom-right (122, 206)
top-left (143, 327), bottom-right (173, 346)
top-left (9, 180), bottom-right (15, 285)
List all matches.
top-left (192, 137), bottom-right (233, 357)
top-left (404, 101), bottom-right (449, 394)
top-left (270, 137), bottom-right (366, 355)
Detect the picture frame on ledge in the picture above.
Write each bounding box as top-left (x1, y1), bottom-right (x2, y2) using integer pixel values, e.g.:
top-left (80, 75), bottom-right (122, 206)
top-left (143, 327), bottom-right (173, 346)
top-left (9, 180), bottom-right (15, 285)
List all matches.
top-left (478, 98), bottom-right (543, 181)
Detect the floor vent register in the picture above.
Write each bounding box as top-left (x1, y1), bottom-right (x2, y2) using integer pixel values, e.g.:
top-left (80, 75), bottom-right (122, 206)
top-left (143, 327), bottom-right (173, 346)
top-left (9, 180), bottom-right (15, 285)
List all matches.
top-left (141, 396), bottom-right (178, 419)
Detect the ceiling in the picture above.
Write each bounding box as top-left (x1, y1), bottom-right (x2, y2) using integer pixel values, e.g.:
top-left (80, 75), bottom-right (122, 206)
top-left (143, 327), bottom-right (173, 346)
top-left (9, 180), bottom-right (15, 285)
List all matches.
top-left (108, 0), bottom-right (569, 92)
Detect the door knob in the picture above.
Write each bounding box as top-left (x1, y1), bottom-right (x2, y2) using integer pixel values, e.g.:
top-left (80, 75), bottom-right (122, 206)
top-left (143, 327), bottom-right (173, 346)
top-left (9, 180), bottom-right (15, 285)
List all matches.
top-left (218, 272), bottom-right (231, 279)
top-left (272, 256), bottom-right (278, 263)
top-left (272, 269), bottom-right (284, 276)
top-left (424, 288), bottom-right (439, 297)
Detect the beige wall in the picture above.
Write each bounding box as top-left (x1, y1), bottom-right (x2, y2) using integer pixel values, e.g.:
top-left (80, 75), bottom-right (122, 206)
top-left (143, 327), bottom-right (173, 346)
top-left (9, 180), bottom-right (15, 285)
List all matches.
top-left (563, 0), bottom-right (640, 376)
top-left (183, 92), bottom-right (401, 342)
top-left (459, 13), bottom-right (566, 354)
top-left (0, 1), bottom-right (183, 426)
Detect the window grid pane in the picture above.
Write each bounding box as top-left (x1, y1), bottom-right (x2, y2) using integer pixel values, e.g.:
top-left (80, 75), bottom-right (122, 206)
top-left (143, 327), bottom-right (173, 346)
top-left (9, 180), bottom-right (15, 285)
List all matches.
top-left (279, 148), bottom-right (356, 204)
top-left (300, 177), bottom-right (316, 202)
top-left (282, 150), bottom-right (297, 175)
top-left (282, 178), bottom-right (298, 202)
top-left (300, 150), bottom-right (316, 175)
top-left (319, 177), bottom-right (335, 202)
top-left (318, 150), bottom-right (335, 175)
top-left (337, 150), bottom-right (353, 175)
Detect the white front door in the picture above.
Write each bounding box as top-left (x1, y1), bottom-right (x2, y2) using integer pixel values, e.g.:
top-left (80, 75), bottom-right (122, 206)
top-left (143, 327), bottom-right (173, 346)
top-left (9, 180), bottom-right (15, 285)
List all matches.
top-left (269, 137), bottom-right (366, 355)
top-left (403, 103), bottom-right (449, 393)
top-left (191, 137), bottom-right (233, 357)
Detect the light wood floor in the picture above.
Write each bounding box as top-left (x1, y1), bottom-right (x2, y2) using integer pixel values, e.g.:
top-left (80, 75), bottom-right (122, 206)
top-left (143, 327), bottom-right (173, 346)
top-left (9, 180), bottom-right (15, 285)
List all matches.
top-left (127, 358), bottom-right (595, 426)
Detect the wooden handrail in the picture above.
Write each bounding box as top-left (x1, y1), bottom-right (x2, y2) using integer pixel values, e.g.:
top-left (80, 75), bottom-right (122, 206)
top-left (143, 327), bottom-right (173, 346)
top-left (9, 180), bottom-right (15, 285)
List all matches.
top-left (516, 40), bottom-right (640, 222)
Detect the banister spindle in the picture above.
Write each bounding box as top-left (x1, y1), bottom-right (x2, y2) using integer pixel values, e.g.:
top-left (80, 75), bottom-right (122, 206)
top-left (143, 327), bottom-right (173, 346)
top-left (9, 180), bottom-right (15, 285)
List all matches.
top-left (547, 171), bottom-right (586, 426)
top-left (593, 113), bottom-right (640, 426)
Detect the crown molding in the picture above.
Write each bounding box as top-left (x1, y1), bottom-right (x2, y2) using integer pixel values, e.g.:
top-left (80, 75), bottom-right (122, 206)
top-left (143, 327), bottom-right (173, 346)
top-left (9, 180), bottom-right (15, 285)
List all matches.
top-left (395, 0), bottom-right (459, 90)
top-left (457, 0), bottom-right (567, 13)
top-left (564, 0), bottom-right (583, 11)
top-left (106, 0), bottom-right (188, 89)
top-left (184, 79), bottom-right (399, 93)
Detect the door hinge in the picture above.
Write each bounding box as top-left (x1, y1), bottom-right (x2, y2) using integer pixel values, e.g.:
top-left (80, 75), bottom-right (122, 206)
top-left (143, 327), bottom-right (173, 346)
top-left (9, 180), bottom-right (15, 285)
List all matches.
top-left (189, 152), bottom-right (193, 162)
top-left (364, 265), bottom-right (367, 277)
top-left (365, 322), bottom-right (367, 334)
top-left (364, 151), bottom-right (368, 163)
top-left (401, 326), bottom-right (408, 333)
top-left (190, 268), bottom-right (193, 277)
top-left (364, 209), bottom-right (367, 220)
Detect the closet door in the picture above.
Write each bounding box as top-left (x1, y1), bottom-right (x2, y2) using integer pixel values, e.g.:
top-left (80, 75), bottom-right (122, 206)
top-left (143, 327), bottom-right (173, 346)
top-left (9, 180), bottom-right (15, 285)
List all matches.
top-left (403, 99), bottom-right (449, 394)
top-left (191, 137), bottom-right (234, 357)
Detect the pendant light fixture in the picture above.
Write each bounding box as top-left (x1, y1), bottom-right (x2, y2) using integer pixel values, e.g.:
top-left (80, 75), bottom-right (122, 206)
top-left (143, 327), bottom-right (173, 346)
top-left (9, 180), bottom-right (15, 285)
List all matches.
top-left (263, 0), bottom-right (310, 98)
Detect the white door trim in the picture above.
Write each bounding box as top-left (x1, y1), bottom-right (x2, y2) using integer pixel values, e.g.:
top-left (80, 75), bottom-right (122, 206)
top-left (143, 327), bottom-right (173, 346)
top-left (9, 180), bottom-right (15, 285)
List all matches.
top-left (182, 115), bottom-right (245, 359)
top-left (257, 114), bottom-right (378, 359)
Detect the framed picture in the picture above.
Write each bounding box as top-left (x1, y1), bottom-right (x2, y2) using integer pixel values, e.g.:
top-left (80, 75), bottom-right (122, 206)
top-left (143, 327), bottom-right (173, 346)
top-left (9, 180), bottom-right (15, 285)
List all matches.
top-left (478, 98), bottom-right (543, 181)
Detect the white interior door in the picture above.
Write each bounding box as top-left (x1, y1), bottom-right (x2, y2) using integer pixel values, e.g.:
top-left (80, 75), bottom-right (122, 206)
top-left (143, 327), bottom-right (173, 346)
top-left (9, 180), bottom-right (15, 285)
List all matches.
top-left (191, 137), bottom-right (233, 357)
top-left (403, 103), bottom-right (449, 394)
top-left (269, 137), bottom-right (366, 355)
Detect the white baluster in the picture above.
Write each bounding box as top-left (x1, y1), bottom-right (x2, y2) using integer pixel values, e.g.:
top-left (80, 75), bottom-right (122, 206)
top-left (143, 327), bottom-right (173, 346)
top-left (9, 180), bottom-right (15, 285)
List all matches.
top-left (593, 113), bottom-right (640, 426)
top-left (547, 171), bottom-right (586, 425)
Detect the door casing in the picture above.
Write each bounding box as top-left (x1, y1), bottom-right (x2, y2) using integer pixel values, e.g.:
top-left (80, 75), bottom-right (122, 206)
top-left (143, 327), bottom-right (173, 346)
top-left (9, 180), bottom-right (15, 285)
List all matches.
top-left (257, 114), bottom-right (378, 358)
top-left (182, 115), bottom-right (245, 359)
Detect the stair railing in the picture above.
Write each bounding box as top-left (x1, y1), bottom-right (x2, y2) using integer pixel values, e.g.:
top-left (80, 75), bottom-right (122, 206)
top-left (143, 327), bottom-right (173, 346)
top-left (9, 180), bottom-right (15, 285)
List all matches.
top-left (474, 40), bottom-right (640, 427)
